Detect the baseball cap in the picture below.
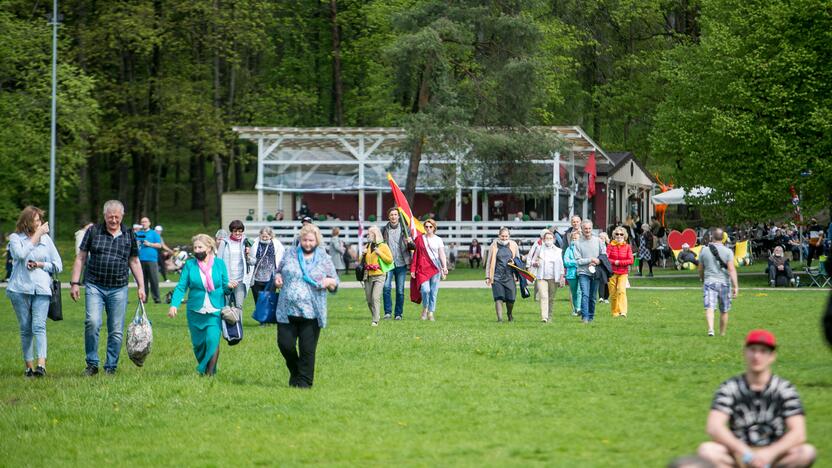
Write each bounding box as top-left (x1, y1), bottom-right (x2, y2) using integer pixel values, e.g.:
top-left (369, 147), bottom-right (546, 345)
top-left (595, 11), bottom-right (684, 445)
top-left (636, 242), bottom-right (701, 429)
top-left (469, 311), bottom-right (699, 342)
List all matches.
top-left (745, 329), bottom-right (776, 350)
top-left (682, 243), bottom-right (690, 248)
top-left (154, 225), bottom-right (163, 232)
top-left (301, 216), bottom-right (313, 224)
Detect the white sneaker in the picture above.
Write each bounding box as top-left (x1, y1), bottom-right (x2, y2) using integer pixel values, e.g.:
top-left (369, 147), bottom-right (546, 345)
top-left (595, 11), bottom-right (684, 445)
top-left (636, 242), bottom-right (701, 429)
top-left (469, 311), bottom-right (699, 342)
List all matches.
top-left (371, 322), bottom-right (378, 327)
top-left (708, 330), bottom-right (715, 337)
top-left (428, 312), bottom-right (435, 321)
top-left (420, 311), bottom-right (428, 321)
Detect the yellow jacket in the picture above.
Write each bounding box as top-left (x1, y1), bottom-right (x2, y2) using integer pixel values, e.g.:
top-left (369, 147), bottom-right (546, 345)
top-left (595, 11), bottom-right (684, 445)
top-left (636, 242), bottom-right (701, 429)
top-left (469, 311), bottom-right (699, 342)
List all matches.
top-left (363, 242), bottom-right (393, 277)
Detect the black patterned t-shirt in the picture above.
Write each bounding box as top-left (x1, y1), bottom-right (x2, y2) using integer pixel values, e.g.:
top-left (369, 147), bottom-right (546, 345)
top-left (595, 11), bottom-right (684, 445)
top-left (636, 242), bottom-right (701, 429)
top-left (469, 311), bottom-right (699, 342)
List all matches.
top-left (80, 224), bottom-right (139, 288)
top-left (710, 374), bottom-right (804, 447)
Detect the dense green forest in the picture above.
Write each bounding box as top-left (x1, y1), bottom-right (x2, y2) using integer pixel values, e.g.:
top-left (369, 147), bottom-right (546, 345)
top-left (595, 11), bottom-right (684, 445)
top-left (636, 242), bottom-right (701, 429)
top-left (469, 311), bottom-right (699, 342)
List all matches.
top-left (1, 0), bottom-right (830, 233)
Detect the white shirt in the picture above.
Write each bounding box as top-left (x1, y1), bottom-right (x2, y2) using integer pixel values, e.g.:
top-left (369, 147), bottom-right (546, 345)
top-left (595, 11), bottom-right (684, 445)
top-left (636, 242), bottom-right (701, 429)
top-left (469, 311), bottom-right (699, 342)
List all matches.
top-left (423, 235), bottom-right (446, 269)
top-left (195, 269), bottom-right (220, 314)
top-left (536, 245), bottom-right (565, 281)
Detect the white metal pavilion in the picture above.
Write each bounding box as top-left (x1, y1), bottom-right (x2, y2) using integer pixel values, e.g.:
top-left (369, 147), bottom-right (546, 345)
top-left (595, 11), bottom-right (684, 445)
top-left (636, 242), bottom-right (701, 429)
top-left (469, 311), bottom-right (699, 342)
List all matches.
top-left (231, 126), bottom-right (613, 224)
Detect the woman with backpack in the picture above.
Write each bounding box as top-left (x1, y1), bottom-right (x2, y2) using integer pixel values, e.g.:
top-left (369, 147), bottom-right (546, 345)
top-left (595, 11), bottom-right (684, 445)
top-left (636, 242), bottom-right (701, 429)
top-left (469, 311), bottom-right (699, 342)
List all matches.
top-left (360, 226), bottom-right (393, 326)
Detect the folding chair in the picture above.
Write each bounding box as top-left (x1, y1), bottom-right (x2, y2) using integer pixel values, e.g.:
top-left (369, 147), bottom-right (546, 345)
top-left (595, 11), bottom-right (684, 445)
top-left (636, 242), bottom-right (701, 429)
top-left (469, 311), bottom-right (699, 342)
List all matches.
top-left (804, 258), bottom-right (831, 287)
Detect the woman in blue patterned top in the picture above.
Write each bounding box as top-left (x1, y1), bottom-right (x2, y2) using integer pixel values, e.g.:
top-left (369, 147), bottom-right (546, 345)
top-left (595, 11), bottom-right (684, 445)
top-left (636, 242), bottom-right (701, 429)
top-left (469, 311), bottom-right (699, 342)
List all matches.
top-left (274, 224), bottom-right (338, 388)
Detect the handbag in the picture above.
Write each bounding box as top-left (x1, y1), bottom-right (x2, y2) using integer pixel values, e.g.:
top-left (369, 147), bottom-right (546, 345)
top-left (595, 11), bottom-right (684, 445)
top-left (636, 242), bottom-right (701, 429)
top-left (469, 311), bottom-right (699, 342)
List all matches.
top-left (221, 294), bottom-right (243, 346)
top-left (126, 301), bottom-right (153, 366)
top-left (47, 273), bottom-right (62, 321)
top-left (252, 274), bottom-right (279, 324)
top-left (354, 253), bottom-right (366, 282)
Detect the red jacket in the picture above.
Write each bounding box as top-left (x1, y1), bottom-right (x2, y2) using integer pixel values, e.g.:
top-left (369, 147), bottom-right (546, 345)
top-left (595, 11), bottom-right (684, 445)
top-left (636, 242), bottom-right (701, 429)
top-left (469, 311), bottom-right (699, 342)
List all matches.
top-left (607, 241), bottom-right (634, 275)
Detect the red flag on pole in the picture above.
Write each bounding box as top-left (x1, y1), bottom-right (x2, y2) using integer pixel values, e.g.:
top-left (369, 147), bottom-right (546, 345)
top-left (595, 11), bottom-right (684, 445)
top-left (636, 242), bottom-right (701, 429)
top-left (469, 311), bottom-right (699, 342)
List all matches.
top-left (584, 151), bottom-right (597, 198)
top-left (387, 173), bottom-right (425, 239)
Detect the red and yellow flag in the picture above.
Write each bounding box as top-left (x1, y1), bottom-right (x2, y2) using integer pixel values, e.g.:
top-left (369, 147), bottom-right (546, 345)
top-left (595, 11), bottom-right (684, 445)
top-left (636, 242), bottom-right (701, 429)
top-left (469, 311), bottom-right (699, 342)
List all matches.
top-left (387, 173), bottom-right (425, 238)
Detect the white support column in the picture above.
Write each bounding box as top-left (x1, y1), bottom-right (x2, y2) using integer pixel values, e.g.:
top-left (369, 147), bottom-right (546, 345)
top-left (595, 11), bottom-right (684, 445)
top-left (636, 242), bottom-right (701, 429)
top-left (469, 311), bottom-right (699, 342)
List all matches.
top-left (455, 153), bottom-right (462, 224)
top-left (553, 151), bottom-right (561, 222)
top-left (257, 138), bottom-right (264, 221)
top-left (376, 189), bottom-right (382, 221)
top-left (278, 191), bottom-right (284, 217)
top-left (358, 136), bottom-right (365, 221)
top-left (568, 152), bottom-right (575, 217)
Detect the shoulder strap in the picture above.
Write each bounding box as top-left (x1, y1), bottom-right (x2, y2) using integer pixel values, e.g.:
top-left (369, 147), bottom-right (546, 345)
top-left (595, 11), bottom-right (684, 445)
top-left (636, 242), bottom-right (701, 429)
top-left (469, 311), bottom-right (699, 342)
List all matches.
top-left (708, 244), bottom-right (728, 269)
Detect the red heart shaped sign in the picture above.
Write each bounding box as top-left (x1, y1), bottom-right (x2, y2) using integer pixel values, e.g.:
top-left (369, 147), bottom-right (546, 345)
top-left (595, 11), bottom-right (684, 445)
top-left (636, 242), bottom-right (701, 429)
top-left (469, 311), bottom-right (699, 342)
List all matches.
top-left (667, 230), bottom-right (683, 250)
top-left (681, 228), bottom-right (698, 248)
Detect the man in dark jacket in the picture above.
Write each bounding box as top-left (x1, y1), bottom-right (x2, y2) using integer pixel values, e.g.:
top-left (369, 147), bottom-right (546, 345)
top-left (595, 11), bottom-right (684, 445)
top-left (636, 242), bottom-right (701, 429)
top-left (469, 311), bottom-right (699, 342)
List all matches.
top-left (381, 208), bottom-right (413, 320)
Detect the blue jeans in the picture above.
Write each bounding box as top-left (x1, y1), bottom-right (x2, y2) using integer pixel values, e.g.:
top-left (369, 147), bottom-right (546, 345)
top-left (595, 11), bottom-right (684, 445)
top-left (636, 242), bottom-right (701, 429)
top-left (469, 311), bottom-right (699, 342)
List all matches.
top-left (85, 283), bottom-right (129, 370)
top-left (383, 265), bottom-right (408, 317)
top-left (578, 274), bottom-right (600, 322)
top-left (7, 291), bottom-right (50, 362)
top-left (419, 273), bottom-right (441, 312)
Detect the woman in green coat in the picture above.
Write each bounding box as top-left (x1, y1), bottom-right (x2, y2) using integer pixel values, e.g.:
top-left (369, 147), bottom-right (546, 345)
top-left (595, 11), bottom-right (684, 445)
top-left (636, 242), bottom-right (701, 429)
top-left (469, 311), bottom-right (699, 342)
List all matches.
top-left (168, 234), bottom-right (237, 375)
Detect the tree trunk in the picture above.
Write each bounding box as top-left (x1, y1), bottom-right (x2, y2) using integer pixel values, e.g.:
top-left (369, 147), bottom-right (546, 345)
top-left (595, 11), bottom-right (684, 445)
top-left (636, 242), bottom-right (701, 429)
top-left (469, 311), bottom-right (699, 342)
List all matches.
top-left (201, 155), bottom-right (210, 226)
top-left (88, 154), bottom-right (100, 222)
top-left (174, 160), bottom-right (181, 206)
top-left (117, 158), bottom-right (130, 214)
top-left (233, 145), bottom-right (244, 190)
top-left (330, 0), bottom-right (343, 125)
top-left (153, 159), bottom-right (162, 222)
top-left (404, 65), bottom-right (432, 204)
top-left (191, 153), bottom-right (204, 210)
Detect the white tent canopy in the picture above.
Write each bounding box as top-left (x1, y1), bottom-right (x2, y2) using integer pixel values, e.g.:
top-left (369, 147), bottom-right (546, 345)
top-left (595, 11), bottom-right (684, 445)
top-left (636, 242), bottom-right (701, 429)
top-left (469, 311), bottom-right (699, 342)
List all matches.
top-left (652, 186), bottom-right (713, 205)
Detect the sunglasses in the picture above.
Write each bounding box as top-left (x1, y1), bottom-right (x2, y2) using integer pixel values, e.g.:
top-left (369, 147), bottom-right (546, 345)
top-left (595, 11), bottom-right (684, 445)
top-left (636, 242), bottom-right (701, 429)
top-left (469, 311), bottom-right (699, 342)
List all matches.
top-left (425, 225), bottom-right (435, 229)
top-left (614, 233), bottom-right (625, 237)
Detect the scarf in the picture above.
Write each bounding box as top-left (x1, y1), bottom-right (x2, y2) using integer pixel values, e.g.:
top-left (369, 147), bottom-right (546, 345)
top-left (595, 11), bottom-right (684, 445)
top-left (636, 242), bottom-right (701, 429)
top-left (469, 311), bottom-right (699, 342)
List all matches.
top-left (229, 234), bottom-right (243, 242)
top-left (611, 240), bottom-right (627, 247)
top-left (197, 255), bottom-right (216, 292)
top-left (297, 247), bottom-right (321, 288)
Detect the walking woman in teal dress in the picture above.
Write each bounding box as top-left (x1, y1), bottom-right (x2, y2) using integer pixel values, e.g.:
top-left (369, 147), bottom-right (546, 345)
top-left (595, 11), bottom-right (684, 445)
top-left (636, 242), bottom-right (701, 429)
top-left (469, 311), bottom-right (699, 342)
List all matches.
top-left (168, 234), bottom-right (236, 375)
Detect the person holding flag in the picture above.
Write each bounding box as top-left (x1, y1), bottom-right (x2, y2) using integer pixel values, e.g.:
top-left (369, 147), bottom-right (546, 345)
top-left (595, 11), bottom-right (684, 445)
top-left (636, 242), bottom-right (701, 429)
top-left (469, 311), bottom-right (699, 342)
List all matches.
top-left (410, 219), bottom-right (447, 321)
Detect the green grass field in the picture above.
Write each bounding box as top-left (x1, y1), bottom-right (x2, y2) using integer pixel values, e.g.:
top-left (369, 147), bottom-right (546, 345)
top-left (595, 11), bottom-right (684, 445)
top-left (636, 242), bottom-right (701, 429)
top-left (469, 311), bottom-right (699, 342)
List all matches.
top-left (1, 285), bottom-right (830, 466)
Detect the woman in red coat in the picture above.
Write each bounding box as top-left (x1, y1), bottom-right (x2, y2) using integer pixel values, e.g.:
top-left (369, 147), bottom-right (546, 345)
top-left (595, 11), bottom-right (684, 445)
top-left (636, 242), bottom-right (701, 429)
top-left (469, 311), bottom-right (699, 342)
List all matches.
top-left (607, 227), bottom-right (634, 317)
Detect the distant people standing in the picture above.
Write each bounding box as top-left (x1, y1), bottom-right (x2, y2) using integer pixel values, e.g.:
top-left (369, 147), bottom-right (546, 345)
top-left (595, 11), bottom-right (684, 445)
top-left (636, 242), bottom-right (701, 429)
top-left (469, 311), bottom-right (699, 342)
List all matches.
top-left (248, 227), bottom-right (285, 313)
top-left (597, 232), bottom-right (611, 303)
top-left (136, 217), bottom-right (163, 303)
top-left (154, 225), bottom-right (174, 283)
top-left (485, 227), bottom-right (519, 322)
top-left (563, 230), bottom-right (582, 317)
top-left (563, 215), bottom-right (582, 250)
top-left (468, 239), bottom-right (482, 269)
top-left (410, 219), bottom-right (447, 321)
top-left (218, 220), bottom-right (253, 310)
top-left (806, 218), bottom-right (824, 267)
top-left (381, 208), bottom-right (413, 320)
top-left (698, 227), bottom-right (738, 337)
top-left (574, 220), bottom-right (606, 324)
top-left (328, 227), bottom-right (346, 274)
top-left (70, 200), bottom-right (146, 376)
top-left (607, 227), bottom-right (634, 318)
top-left (6, 206), bottom-right (62, 377)
top-left (528, 230), bottom-right (565, 323)
top-left (638, 224), bottom-right (655, 277)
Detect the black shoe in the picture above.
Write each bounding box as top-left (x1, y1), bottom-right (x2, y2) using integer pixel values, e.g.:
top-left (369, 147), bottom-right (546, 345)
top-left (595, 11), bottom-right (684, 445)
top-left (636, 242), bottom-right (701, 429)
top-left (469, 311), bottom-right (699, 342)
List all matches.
top-left (84, 365), bottom-right (99, 376)
top-left (24, 368), bottom-right (34, 378)
top-left (104, 368), bottom-right (116, 375)
top-left (33, 366), bottom-right (46, 377)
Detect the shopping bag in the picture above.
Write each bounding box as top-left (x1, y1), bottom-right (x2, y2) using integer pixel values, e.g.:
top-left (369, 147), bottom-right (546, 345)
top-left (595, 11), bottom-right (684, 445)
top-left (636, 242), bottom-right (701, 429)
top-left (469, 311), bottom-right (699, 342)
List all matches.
top-left (47, 276), bottom-right (62, 321)
top-left (252, 279), bottom-right (279, 324)
top-left (126, 301), bottom-right (153, 366)
top-left (221, 294), bottom-right (243, 346)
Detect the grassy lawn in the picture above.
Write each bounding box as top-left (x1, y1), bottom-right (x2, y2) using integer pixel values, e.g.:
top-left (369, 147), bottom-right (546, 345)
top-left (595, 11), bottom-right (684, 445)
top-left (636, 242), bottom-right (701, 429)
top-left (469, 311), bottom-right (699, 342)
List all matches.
top-left (1, 286), bottom-right (830, 466)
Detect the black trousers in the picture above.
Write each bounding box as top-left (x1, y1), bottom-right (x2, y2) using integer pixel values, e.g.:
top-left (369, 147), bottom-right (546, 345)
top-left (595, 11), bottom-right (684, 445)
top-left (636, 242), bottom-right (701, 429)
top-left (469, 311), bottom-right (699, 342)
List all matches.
top-left (141, 260), bottom-right (160, 302)
top-left (807, 244), bottom-right (822, 267)
top-left (277, 316), bottom-right (321, 388)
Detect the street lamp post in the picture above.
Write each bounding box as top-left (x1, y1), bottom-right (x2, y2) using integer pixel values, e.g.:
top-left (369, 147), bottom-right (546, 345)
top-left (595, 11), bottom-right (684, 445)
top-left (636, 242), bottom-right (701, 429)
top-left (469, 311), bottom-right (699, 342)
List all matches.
top-left (48, 0), bottom-right (59, 234)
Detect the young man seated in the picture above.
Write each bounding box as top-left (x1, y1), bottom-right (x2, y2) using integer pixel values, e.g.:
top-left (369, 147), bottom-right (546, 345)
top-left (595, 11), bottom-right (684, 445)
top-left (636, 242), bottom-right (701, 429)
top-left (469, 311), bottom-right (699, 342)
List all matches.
top-left (697, 329), bottom-right (816, 468)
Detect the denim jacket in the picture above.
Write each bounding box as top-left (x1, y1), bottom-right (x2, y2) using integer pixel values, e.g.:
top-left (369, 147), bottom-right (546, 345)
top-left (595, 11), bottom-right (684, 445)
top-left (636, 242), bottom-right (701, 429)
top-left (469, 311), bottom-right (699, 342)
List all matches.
top-left (7, 233), bottom-right (62, 296)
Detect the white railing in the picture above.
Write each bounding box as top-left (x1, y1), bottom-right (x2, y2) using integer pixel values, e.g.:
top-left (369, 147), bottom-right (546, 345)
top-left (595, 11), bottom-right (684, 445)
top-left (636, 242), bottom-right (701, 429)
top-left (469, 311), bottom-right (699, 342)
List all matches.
top-left (245, 220), bottom-right (571, 254)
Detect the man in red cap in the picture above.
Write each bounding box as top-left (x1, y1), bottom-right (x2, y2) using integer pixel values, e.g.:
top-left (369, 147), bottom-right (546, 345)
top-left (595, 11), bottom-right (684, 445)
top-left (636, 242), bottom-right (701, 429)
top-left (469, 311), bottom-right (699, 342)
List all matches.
top-left (697, 330), bottom-right (816, 467)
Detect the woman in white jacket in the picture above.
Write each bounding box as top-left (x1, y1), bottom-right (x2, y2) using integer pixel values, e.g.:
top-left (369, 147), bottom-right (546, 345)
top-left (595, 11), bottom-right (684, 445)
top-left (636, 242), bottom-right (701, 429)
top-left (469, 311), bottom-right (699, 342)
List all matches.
top-left (529, 230), bottom-right (565, 323)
